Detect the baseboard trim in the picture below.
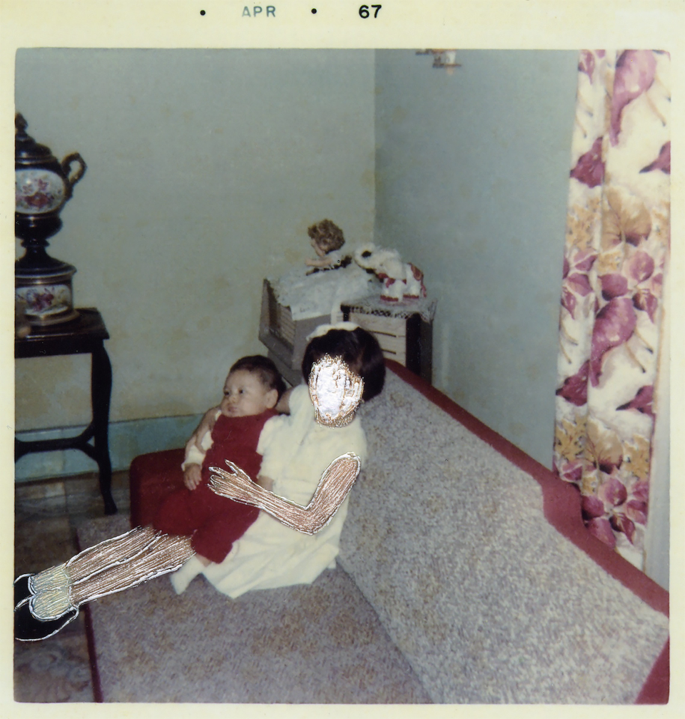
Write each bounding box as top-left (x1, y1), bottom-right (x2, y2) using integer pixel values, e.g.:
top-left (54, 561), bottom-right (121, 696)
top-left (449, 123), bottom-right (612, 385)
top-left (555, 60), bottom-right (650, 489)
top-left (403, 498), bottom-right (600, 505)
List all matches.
top-left (14, 414), bottom-right (203, 483)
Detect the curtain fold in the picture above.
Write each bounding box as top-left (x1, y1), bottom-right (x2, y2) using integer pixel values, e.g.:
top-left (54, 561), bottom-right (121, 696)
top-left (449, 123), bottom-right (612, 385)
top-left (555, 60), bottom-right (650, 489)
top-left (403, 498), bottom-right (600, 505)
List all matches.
top-left (553, 50), bottom-right (670, 569)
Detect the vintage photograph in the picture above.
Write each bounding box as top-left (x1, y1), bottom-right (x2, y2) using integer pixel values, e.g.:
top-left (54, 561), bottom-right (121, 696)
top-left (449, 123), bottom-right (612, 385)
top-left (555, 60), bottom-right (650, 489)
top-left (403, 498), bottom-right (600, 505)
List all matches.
top-left (9, 38), bottom-right (672, 709)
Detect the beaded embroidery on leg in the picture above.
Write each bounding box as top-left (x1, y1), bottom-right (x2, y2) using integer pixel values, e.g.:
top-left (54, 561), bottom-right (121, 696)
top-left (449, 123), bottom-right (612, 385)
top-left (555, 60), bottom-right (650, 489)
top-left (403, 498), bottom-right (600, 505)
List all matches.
top-left (29, 564), bottom-right (69, 594)
top-left (30, 586), bottom-right (75, 621)
top-left (22, 527), bottom-right (159, 620)
top-left (66, 526), bottom-right (158, 582)
top-left (16, 528), bottom-right (191, 629)
top-left (69, 534), bottom-right (194, 605)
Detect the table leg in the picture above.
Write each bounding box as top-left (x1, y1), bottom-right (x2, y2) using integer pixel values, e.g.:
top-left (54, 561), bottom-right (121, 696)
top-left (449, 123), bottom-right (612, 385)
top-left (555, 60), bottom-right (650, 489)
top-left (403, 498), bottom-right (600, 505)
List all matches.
top-left (92, 344), bottom-right (117, 515)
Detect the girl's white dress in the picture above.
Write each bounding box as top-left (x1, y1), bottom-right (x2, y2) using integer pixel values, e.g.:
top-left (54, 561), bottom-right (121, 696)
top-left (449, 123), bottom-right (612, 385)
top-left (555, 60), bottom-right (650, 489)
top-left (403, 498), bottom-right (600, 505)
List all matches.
top-left (201, 384), bottom-right (367, 598)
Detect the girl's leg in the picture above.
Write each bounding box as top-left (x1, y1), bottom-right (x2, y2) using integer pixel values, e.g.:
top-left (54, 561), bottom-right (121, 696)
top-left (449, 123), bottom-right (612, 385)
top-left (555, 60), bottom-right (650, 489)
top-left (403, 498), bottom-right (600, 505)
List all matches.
top-left (69, 533), bottom-right (194, 606)
top-left (15, 527), bottom-right (194, 642)
top-left (16, 533), bottom-right (195, 642)
top-left (29, 525), bottom-right (158, 596)
top-left (23, 529), bottom-right (193, 620)
top-left (25, 482), bottom-right (206, 614)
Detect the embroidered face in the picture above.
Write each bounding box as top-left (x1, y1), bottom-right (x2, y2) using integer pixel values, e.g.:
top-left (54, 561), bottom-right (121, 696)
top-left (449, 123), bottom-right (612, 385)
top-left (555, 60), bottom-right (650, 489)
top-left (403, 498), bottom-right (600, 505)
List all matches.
top-left (308, 355), bottom-right (364, 427)
top-left (220, 369), bottom-right (278, 418)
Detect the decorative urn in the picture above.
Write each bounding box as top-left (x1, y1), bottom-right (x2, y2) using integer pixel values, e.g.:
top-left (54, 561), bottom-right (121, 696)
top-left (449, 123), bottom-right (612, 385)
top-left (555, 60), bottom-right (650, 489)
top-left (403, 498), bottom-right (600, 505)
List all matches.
top-left (15, 113), bottom-right (87, 326)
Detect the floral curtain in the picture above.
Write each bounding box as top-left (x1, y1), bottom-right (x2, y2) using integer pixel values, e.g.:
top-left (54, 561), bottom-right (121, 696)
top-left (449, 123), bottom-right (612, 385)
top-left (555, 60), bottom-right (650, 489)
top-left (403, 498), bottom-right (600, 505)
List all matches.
top-left (553, 50), bottom-right (670, 569)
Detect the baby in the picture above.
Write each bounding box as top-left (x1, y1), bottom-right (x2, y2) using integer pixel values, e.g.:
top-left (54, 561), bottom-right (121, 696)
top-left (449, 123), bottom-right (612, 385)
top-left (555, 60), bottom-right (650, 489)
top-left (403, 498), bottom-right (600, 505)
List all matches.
top-left (152, 355), bottom-right (286, 591)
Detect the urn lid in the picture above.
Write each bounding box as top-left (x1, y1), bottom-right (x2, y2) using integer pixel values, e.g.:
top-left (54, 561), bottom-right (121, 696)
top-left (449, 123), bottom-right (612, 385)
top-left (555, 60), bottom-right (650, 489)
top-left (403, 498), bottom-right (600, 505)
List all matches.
top-left (15, 113), bottom-right (61, 170)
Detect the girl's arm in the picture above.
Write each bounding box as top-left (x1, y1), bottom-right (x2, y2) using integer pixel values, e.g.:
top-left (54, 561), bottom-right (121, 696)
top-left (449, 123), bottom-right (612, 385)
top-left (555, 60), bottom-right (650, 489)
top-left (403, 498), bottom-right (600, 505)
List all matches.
top-left (209, 453), bottom-right (361, 535)
top-left (275, 387), bottom-right (294, 414)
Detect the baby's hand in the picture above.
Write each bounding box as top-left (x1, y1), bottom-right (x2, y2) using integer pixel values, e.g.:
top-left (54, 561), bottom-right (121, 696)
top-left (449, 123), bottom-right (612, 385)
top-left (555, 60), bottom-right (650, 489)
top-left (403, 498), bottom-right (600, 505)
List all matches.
top-left (184, 464), bottom-right (203, 491)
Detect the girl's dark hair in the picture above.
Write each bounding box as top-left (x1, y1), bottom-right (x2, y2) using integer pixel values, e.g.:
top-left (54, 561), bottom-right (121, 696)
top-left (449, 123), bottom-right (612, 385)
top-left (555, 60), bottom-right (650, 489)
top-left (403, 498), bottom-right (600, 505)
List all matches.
top-left (302, 327), bottom-right (385, 402)
top-left (230, 355), bottom-right (286, 398)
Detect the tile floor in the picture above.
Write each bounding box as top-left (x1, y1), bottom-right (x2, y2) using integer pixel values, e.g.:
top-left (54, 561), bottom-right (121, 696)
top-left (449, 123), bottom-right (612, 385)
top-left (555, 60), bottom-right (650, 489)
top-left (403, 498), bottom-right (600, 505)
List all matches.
top-left (14, 470), bottom-right (131, 703)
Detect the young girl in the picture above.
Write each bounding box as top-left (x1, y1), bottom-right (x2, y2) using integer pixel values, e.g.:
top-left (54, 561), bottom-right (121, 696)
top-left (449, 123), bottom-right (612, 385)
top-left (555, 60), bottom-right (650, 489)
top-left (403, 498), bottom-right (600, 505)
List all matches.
top-left (189, 323), bottom-right (385, 598)
top-left (14, 325), bottom-right (384, 640)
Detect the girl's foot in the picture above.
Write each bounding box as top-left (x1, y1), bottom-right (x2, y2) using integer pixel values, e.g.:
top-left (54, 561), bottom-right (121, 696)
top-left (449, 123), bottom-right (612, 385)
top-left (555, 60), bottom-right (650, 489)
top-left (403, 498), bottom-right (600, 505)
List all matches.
top-left (13, 574), bottom-right (33, 609)
top-left (14, 601), bottom-right (79, 642)
top-left (14, 563), bottom-right (71, 608)
top-left (14, 564), bottom-right (77, 642)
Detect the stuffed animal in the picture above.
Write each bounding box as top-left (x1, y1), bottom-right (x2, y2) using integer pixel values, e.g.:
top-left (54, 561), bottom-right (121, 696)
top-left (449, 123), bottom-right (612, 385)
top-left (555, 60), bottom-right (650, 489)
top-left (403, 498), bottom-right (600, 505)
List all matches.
top-left (354, 243), bottom-right (426, 302)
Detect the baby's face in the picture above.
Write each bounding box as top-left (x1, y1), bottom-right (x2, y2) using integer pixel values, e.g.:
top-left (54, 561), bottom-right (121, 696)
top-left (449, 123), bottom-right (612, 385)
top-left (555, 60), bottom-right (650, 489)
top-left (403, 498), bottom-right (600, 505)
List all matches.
top-left (220, 370), bottom-right (277, 417)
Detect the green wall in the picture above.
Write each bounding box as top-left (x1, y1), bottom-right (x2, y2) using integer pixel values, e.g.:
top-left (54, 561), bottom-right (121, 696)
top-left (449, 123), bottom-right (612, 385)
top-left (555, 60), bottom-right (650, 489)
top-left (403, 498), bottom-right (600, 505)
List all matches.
top-left (15, 49), bottom-right (376, 433)
top-left (16, 49), bottom-right (579, 475)
top-left (374, 50), bottom-right (578, 466)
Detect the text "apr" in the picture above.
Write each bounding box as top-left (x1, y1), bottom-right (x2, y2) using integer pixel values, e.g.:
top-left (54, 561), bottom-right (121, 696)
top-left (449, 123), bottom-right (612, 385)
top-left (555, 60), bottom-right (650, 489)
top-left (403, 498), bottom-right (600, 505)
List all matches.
top-left (242, 6), bottom-right (276, 16)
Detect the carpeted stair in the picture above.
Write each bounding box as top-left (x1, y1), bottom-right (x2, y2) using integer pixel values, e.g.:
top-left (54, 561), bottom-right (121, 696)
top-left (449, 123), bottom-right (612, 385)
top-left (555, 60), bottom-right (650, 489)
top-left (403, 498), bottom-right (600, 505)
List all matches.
top-left (79, 362), bottom-right (668, 703)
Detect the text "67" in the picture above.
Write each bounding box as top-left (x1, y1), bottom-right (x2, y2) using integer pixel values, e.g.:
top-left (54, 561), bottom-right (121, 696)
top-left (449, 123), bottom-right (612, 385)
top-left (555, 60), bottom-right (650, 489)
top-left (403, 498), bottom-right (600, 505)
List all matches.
top-left (359, 5), bottom-right (382, 18)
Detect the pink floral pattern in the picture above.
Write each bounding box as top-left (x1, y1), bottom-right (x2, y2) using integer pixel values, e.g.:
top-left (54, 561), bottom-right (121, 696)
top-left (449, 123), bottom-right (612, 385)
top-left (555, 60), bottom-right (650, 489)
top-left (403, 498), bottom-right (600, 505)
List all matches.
top-left (554, 50), bottom-right (670, 569)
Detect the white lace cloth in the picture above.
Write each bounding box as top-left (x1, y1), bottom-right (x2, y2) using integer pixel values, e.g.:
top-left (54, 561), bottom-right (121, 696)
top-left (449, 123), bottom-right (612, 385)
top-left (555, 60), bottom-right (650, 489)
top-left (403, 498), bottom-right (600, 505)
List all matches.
top-left (342, 294), bottom-right (437, 323)
top-left (270, 264), bottom-right (381, 322)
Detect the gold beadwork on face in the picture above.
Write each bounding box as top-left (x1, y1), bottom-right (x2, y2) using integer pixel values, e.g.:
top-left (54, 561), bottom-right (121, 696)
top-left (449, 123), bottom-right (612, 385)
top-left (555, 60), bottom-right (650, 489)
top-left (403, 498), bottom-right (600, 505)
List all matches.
top-left (308, 355), bottom-right (364, 427)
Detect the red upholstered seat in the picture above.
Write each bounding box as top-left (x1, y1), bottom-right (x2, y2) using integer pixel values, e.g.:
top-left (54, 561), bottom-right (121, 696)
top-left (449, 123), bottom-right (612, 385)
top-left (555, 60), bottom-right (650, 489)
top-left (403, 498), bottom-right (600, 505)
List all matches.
top-left (129, 449), bottom-right (186, 528)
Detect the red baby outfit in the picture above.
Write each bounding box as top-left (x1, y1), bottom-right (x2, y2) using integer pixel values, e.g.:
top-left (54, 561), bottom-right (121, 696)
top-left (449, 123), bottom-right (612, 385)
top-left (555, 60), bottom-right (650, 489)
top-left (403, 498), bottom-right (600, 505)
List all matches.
top-left (152, 409), bottom-right (277, 564)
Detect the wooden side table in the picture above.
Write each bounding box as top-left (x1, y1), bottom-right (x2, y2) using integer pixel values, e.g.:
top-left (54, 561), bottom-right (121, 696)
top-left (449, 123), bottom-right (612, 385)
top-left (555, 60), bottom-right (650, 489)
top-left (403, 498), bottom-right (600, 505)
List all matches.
top-left (15, 308), bottom-right (117, 515)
